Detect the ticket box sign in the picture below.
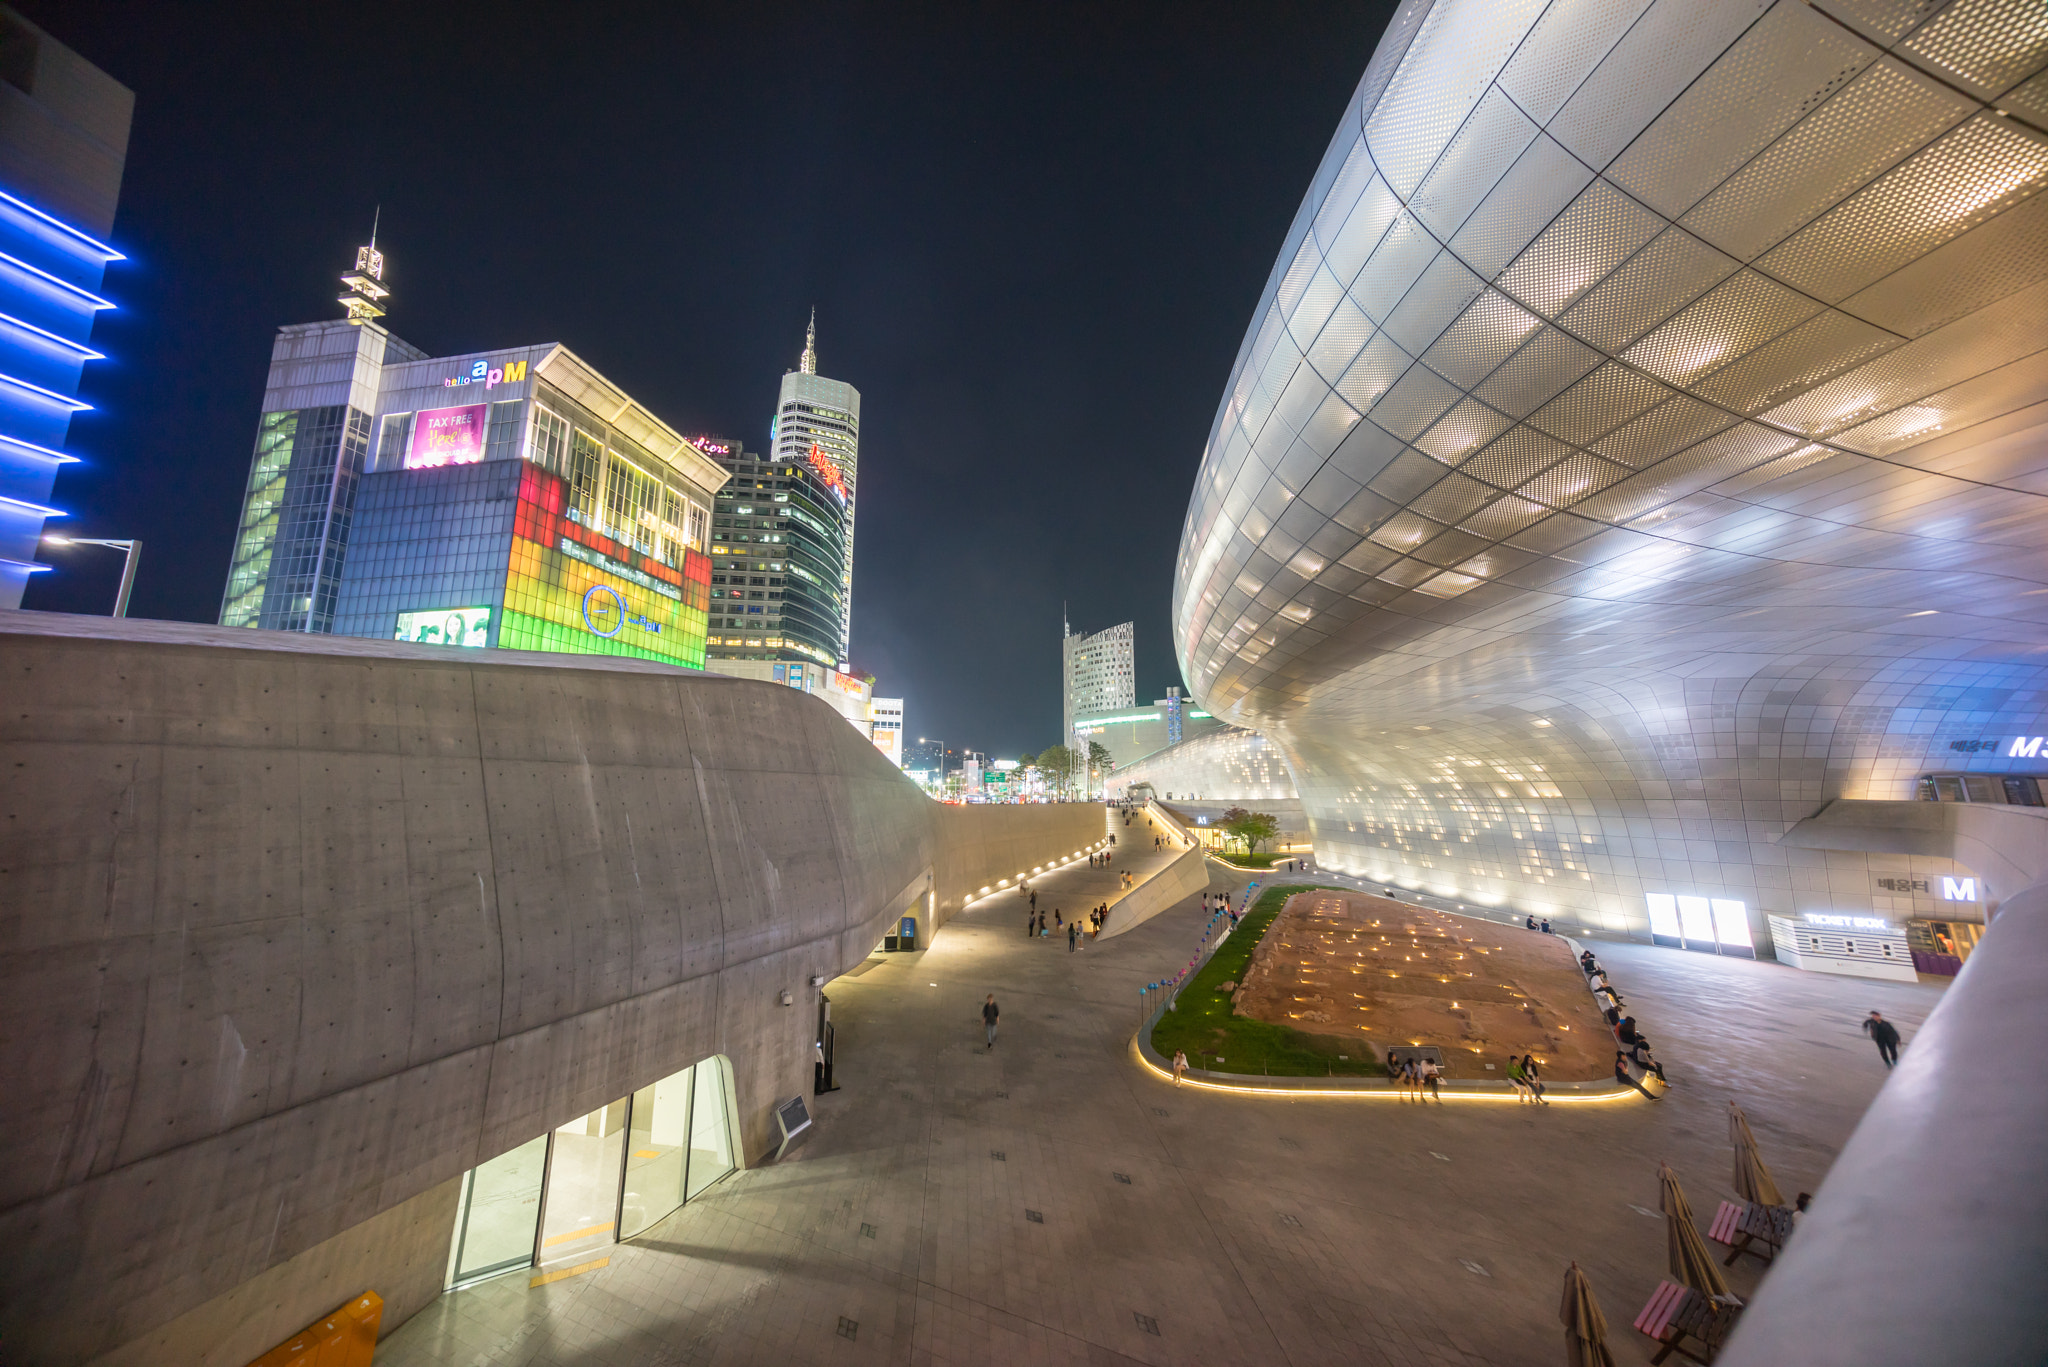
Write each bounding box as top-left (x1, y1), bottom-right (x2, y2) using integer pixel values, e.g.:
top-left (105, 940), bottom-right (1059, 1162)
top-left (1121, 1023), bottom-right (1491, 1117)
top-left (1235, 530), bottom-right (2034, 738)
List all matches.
top-left (406, 404), bottom-right (489, 469)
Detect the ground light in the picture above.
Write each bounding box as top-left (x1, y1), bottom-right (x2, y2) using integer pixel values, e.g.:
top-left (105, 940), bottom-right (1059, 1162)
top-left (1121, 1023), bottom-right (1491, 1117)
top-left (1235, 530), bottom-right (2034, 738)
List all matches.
top-left (1130, 1040), bottom-right (1637, 1104)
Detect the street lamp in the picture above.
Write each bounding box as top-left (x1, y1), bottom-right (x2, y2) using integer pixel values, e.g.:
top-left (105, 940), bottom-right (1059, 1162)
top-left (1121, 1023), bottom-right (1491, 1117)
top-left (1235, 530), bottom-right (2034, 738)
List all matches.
top-left (41, 535), bottom-right (142, 617)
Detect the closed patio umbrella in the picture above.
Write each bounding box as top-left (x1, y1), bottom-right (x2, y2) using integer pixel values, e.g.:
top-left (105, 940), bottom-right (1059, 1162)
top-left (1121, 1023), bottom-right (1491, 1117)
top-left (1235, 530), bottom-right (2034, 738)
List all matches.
top-left (1658, 1161), bottom-right (1736, 1304)
top-left (1559, 1261), bottom-right (1616, 1367)
top-left (1727, 1100), bottom-right (1784, 1207)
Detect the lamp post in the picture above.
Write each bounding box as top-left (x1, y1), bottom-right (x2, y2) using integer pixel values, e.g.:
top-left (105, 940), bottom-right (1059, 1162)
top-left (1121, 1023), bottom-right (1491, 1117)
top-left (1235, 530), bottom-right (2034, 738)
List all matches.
top-left (42, 535), bottom-right (142, 617)
top-left (918, 736), bottom-right (945, 796)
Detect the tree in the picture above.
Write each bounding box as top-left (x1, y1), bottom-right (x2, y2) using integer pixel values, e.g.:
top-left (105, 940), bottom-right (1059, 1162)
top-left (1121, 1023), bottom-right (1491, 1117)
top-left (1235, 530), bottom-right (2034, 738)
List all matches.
top-left (1037, 744), bottom-right (1079, 796)
top-left (1087, 741), bottom-right (1112, 773)
top-left (1220, 806), bottom-right (1281, 855)
top-left (1017, 751), bottom-right (1037, 772)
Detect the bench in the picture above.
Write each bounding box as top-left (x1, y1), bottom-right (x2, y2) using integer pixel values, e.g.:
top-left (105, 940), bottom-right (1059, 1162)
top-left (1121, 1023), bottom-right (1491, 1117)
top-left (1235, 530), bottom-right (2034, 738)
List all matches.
top-left (1635, 1279), bottom-right (1741, 1364)
top-left (1709, 1199), bottom-right (1793, 1266)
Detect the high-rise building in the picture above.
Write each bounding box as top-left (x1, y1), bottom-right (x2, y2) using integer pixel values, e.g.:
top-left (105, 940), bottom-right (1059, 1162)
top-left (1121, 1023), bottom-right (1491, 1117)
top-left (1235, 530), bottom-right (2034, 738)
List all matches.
top-left (1062, 619), bottom-right (1134, 750)
top-left (731, 312), bottom-right (859, 665)
top-left (0, 10), bottom-right (130, 609)
top-left (220, 239), bottom-right (721, 670)
top-left (701, 430), bottom-right (847, 668)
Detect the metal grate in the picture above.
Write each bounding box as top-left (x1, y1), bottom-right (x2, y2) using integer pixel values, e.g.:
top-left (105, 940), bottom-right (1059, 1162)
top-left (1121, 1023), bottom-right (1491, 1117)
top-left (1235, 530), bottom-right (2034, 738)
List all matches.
top-left (1134, 1313), bottom-right (1162, 1336)
top-left (837, 1317), bottom-right (858, 1341)
top-left (1025, 1209), bottom-right (1044, 1223)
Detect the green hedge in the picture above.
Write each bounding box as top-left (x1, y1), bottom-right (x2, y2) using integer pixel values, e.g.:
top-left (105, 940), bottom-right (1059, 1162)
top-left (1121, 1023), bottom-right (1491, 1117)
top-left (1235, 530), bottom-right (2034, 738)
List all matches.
top-left (1212, 852), bottom-right (1277, 868)
top-left (1149, 884), bottom-right (1383, 1077)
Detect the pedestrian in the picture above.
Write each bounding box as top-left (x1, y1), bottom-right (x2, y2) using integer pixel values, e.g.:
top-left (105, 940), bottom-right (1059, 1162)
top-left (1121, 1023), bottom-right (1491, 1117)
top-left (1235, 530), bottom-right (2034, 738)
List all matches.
top-left (1540, 918), bottom-right (1552, 934)
top-left (1030, 890), bottom-right (1038, 912)
top-left (1068, 922), bottom-right (1078, 952)
top-left (1628, 1036), bottom-right (1666, 1084)
top-left (982, 995), bottom-right (999, 1050)
top-left (1173, 1049), bottom-right (1188, 1084)
top-left (1418, 1056), bottom-right (1441, 1102)
top-left (1613, 1051), bottom-right (1658, 1100)
top-left (1526, 915), bottom-right (1537, 929)
top-left (1521, 1053), bottom-right (1548, 1104)
top-left (1506, 1054), bottom-right (1530, 1102)
top-left (1863, 1010), bottom-right (1902, 1068)
top-left (1055, 908), bottom-right (1063, 928)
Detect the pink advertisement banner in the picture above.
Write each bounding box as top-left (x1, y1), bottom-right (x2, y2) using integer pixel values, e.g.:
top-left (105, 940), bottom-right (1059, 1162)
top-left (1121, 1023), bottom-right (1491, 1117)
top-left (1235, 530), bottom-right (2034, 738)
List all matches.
top-left (406, 404), bottom-right (489, 469)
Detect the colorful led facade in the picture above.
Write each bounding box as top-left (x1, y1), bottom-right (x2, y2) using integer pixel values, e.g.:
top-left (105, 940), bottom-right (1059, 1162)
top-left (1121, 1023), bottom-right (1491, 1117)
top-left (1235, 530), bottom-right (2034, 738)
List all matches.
top-left (225, 315), bottom-right (723, 671)
top-left (0, 14), bottom-right (131, 608)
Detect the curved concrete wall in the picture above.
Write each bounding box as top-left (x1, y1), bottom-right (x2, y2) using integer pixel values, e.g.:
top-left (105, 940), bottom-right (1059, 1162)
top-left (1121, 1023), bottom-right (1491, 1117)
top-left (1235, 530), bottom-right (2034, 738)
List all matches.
top-left (0, 611), bottom-right (1099, 1365)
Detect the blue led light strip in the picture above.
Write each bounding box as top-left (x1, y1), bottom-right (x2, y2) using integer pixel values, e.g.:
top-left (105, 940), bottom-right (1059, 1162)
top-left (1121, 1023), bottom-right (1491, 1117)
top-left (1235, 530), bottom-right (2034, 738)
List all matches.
top-left (0, 251), bottom-right (116, 309)
top-left (0, 433), bottom-right (81, 463)
top-left (0, 556), bottom-right (53, 573)
top-left (0, 492), bottom-right (64, 516)
top-left (0, 189), bottom-right (122, 261)
top-left (0, 310), bottom-right (104, 358)
top-left (0, 370), bottom-right (91, 410)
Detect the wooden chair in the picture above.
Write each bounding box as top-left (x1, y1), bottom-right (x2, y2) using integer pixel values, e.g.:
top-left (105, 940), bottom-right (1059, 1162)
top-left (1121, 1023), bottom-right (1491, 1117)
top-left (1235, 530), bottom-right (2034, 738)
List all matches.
top-left (1709, 1198), bottom-right (1793, 1266)
top-left (1635, 1279), bottom-right (1741, 1364)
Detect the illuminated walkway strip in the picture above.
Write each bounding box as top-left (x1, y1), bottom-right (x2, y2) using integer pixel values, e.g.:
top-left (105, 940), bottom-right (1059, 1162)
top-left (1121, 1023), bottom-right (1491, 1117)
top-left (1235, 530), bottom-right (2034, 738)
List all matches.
top-left (1131, 1038), bottom-right (1640, 1105)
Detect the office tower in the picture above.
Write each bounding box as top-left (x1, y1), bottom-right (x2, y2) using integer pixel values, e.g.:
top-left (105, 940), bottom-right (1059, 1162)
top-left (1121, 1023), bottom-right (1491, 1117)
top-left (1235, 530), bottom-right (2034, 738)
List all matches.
top-left (0, 9), bottom-right (130, 608)
top-left (760, 312), bottom-right (859, 664)
top-left (1062, 619), bottom-right (1134, 750)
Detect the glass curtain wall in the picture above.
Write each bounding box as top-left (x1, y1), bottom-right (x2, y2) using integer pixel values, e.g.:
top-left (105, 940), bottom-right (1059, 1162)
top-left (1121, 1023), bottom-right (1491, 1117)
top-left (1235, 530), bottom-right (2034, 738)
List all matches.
top-left (444, 1056), bottom-right (738, 1286)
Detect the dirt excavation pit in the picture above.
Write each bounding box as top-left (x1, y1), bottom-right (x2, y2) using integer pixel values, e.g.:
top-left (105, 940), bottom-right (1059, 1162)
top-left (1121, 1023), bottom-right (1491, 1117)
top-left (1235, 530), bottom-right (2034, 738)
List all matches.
top-left (1230, 890), bottom-right (1613, 1080)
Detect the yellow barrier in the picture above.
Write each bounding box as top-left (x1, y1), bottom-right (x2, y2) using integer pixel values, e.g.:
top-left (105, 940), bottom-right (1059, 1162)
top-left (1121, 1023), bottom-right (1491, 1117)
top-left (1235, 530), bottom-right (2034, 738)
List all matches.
top-left (246, 1290), bottom-right (382, 1367)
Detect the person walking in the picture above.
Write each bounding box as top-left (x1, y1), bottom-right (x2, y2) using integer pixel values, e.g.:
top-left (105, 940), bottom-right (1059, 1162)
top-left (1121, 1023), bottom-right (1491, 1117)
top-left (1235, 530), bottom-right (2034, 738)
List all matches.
top-left (1521, 1053), bottom-right (1548, 1104)
top-left (1863, 1010), bottom-right (1903, 1068)
top-left (1613, 1051), bottom-right (1658, 1100)
top-left (982, 995), bottom-right (999, 1050)
top-left (1506, 1054), bottom-right (1530, 1102)
top-left (1172, 1049), bottom-right (1188, 1084)
top-left (1026, 911), bottom-right (1035, 939)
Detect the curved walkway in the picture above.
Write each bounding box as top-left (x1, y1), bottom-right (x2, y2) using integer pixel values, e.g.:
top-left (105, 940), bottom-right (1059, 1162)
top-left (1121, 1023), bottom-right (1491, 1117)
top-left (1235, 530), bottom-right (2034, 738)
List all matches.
top-left (380, 852), bottom-right (1945, 1366)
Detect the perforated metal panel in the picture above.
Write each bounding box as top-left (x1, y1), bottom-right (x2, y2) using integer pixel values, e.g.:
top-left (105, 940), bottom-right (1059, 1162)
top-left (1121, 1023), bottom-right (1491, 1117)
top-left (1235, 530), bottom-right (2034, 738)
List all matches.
top-left (1169, 0), bottom-right (2048, 940)
top-left (1623, 270), bottom-right (1824, 386)
top-left (1559, 226), bottom-right (1738, 353)
top-left (1899, 0), bottom-right (2048, 97)
top-left (1680, 58), bottom-right (1971, 263)
top-left (1757, 114), bottom-right (2048, 301)
top-left (1497, 181), bottom-right (1664, 318)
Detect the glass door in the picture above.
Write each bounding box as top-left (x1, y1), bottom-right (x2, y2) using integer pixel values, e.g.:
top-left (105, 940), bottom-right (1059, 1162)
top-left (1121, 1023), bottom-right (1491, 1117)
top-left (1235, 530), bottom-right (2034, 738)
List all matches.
top-left (620, 1066), bottom-right (694, 1239)
top-left (447, 1134), bottom-right (548, 1286)
top-left (536, 1098), bottom-right (628, 1264)
top-left (686, 1060), bottom-right (735, 1199)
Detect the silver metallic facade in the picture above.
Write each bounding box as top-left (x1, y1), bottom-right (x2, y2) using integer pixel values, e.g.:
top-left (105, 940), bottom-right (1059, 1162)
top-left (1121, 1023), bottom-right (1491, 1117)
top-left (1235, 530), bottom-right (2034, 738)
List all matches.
top-left (1174, 0), bottom-right (2048, 942)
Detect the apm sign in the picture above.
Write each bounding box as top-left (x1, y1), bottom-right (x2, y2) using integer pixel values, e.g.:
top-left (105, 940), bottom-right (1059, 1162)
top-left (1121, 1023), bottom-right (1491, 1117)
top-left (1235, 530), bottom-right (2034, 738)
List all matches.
top-left (443, 358), bottom-right (528, 390)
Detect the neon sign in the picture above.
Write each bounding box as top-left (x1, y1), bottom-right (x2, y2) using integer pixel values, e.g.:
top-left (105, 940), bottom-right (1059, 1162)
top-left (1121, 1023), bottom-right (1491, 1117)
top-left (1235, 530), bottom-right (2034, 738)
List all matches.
top-left (443, 358), bottom-right (528, 390)
top-left (805, 442), bottom-right (848, 503)
top-left (693, 438), bottom-right (731, 455)
top-left (582, 584), bottom-right (663, 638)
top-left (1805, 913), bottom-right (1890, 929)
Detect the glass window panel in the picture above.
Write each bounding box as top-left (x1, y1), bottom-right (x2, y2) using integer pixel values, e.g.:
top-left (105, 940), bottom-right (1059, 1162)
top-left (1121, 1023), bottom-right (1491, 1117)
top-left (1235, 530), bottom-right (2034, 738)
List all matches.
top-left (536, 1098), bottom-right (628, 1264)
top-left (620, 1065), bottom-right (693, 1240)
top-left (1645, 893), bottom-right (1681, 938)
top-left (449, 1134), bottom-right (547, 1284)
top-left (1711, 898), bottom-right (1752, 949)
top-left (1676, 895), bottom-right (1716, 946)
top-left (686, 1061), bottom-right (735, 1199)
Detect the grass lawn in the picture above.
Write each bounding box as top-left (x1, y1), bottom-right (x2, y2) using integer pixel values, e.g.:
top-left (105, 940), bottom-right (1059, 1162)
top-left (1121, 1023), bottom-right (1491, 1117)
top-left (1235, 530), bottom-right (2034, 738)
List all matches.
top-left (1149, 884), bottom-right (1384, 1078)
top-left (1211, 852), bottom-right (1278, 869)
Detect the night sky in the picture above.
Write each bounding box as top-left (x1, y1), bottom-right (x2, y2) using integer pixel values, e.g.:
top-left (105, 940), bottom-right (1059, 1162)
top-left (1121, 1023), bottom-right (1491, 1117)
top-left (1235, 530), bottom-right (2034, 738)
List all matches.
top-left (26, 1), bottom-right (1390, 758)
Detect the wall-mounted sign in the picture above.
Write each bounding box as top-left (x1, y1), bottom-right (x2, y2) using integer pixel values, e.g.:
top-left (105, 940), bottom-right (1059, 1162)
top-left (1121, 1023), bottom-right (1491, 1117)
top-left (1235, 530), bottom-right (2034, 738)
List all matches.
top-left (394, 605), bottom-right (491, 646)
top-left (1941, 876), bottom-right (1978, 901)
top-left (406, 404), bottom-right (488, 468)
top-left (442, 358), bottom-right (527, 389)
top-left (806, 442), bottom-right (848, 503)
top-left (2007, 737), bottom-right (2047, 757)
top-left (1875, 877), bottom-right (1929, 893)
top-left (693, 438), bottom-right (732, 455)
top-left (1805, 913), bottom-right (1891, 929)
top-left (582, 583), bottom-right (664, 638)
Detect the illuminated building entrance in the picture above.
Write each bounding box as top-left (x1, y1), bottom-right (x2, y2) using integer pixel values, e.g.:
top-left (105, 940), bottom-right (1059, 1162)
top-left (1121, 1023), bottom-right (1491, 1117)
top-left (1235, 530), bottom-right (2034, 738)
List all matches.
top-left (444, 1056), bottom-right (739, 1287)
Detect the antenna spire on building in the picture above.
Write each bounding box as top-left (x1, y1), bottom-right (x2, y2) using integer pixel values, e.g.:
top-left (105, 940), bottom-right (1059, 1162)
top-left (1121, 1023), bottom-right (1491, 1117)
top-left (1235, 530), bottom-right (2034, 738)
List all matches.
top-left (339, 210), bottom-right (389, 325)
top-left (799, 308), bottom-right (817, 374)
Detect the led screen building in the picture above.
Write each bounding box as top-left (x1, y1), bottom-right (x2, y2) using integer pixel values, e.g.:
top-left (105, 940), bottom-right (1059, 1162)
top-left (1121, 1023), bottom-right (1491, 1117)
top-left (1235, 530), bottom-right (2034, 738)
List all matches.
top-left (1175, 0), bottom-right (2048, 950)
top-left (0, 11), bottom-right (129, 608)
top-left (222, 311), bottom-right (718, 670)
top-left (710, 314), bottom-right (861, 667)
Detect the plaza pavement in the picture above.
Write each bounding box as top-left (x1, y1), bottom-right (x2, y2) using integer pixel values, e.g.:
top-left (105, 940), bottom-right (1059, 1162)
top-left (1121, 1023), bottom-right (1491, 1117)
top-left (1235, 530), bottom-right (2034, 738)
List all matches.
top-left (380, 828), bottom-right (1943, 1366)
